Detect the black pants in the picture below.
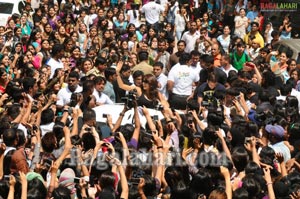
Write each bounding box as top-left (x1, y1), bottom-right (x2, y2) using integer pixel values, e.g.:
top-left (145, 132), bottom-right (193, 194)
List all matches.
top-left (169, 93), bottom-right (189, 110)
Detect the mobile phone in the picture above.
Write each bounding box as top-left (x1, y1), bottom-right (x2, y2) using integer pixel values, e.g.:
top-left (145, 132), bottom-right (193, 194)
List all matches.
top-left (245, 62), bottom-right (254, 68)
top-left (74, 177), bottom-right (80, 184)
top-left (85, 127), bottom-right (91, 131)
top-left (151, 115), bottom-right (159, 121)
top-left (144, 132), bottom-right (154, 140)
top-left (200, 35), bottom-right (204, 40)
top-left (102, 142), bottom-right (109, 147)
top-left (244, 137), bottom-right (252, 144)
top-left (103, 113), bottom-right (108, 118)
top-left (4, 175), bottom-right (10, 181)
top-left (32, 125), bottom-right (38, 131)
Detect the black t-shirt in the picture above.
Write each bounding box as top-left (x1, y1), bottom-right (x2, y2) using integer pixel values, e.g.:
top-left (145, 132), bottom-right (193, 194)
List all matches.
top-left (209, 21), bottom-right (219, 38)
top-left (200, 68), bottom-right (227, 85)
top-left (113, 77), bottom-right (132, 103)
top-left (197, 82), bottom-right (226, 99)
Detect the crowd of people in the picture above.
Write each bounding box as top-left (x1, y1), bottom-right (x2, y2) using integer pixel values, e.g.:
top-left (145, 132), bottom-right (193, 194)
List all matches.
top-left (0, 0), bottom-right (300, 198)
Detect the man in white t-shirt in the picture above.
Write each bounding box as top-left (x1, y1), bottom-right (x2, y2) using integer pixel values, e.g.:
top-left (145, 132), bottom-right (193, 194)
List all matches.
top-left (167, 53), bottom-right (199, 110)
top-left (181, 21), bottom-right (201, 53)
top-left (92, 76), bottom-right (113, 106)
top-left (141, 0), bottom-right (165, 29)
top-left (46, 44), bottom-right (64, 78)
top-left (153, 62), bottom-right (168, 100)
top-left (56, 71), bottom-right (83, 109)
top-left (220, 54), bottom-right (237, 77)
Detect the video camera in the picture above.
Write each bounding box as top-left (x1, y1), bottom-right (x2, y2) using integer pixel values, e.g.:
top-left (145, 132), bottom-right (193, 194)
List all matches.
top-left (121, 89), bottom-right (137, 109)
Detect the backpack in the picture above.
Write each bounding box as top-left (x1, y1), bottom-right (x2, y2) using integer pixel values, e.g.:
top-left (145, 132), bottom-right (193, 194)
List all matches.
top-left (167, 5), bottom-right (177, 25)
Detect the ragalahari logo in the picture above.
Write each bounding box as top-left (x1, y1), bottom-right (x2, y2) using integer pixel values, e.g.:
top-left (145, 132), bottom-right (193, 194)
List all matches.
top-left (260, 0), bottom-right (298, 12)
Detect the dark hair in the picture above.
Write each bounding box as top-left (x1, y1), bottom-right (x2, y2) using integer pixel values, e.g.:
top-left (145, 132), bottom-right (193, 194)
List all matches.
top-left (190, 168), bottom-right (213, 197)
top-left (16, 129), bottom-right (26, 147)
top-left (22, 77), bottom-right (36, 92)
top-left (99, 171), bottom-right (115, 189)
top-left (94, 76), bottom-right (106, 85)
top-left (68, 71), bottom-right (80, 80)
top-left (27, 177), bottom-right (47, 199)
top-left (41, 132), bottom-right (57, 153)
top-left (41, 109), bottom-right (54, 125)
top-left (51, 186), bottom-right (71, 199)
top-left (133, 70), bottom-right (144, 79)
top-left (0, 180), bottom-right (9, 199)
top-left (83, 108), bottom-right (96, 123)
top-left (82, 132), bottom-right (96, 151)
top-left (104, 67), bottom-right (116, 80)
top-left (231, 146), bottom-right (249, 172)
top-left (153, 61), bottom-right (164, 69)
top-left (143, 74), bottom-right (159, 100)
top-left (179, 53), bottom-right (191, 65)
top-left (95, 57), bottom-right (107, 66)
top-left (3, 128), bottom-right (17, 146)
top-left (202, 126), bottom-right (218, 146)
top-left (143, 175), bottom-right (157, 197)
top-left (203, 55), bottom-right (214, 65)
top-left (138, 51), bottom-right (149, 61)
top-left (7, 104), bottom-right (21, 120)
top-left (82, 79), bottom-right (95, 93)
top-left (241, 174), bottom-right (261, 198)
top-left (233, 188), bottom-right (249, 199)
top-left (51, 43), bottom-right (64, 56)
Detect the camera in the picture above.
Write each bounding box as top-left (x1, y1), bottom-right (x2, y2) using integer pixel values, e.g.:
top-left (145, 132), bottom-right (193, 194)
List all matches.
top-left (201, 91), bottom-right (219, 108)
top-left (85, 127), bottom-right (91, 131)
top-left (244, 137), bottom-right (252, 144)
top-left (103, 114), bottom-right (108, 118)
top-left (254, 110), bottom-right (276, 126)
top-left (69, 93), bottom-right (81, 107)
top-left (121, 89), bottom-right (137, 109)
top-left (155, 104), bottom-right (164, 111)
top-left (151, 115), bottom-right (159, 121)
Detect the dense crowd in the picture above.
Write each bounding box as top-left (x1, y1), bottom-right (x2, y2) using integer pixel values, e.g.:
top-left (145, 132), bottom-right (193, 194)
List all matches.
top-left (0, 0), bottom-right (300, 199)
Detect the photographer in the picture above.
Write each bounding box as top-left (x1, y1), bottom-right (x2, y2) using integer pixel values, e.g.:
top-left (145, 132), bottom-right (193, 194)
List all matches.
top-left (117, 61), bottom-right (169, 109)
top-left (197, 73), bottom-right (226, 110)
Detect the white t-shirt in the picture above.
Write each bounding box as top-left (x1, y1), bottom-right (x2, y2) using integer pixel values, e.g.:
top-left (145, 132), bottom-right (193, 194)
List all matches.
top-left (56, 86), bottom-right (83, 106)
top-left (234, 16), bottom-right (248, 38)
top-left (92, 89), bottom-right (114, 105)
top-left (141, 1), bottom-right (165, 24)
top-left (157, 73), bottom-right (168, 100)
top-left (217, 35), bottom-right (231, 54)
top-left (127, 10), bottom-right (140, 28)
top-left (168, 64), bottom-right (199, 95)
top-left (175, 14), bottom-right (187, 32)
top-left (181, 31), bottom-right (201, 53)
top-left (221, 65), bottom-right (238, 77)
top-left (46, 58), bottom-right (64, 79)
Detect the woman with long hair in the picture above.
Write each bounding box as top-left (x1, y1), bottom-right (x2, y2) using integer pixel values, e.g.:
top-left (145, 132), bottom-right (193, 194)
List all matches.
top-left (127, 3), bottom-right (140, 28)
top-left (106, 8), bottom-right (114, 29)
top-left (0, 68), bottom-right (8, 94)
top-left (279, 15), bottom-right (292, 40)
top-left (37, 39), bottom-right (51, 66)
top-left (174, 5), bottom-right (189, 40)
top-left (63, 13), bottom-right (75, 34)
top-left (116, 62), bottom-right (169, 108)
top-left (47, 6), bottom-right (59, 30)
top-left (69, 46), bottom-right (82, 68)
top-left (114, 12), bottom-right (128, 31)
top-left (234, 8), bottom-right (248, 39)
top-left (217, 25), bottom-right (231, 54)
top-left (41, 23), bottom-right (53, 40)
